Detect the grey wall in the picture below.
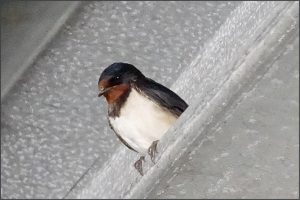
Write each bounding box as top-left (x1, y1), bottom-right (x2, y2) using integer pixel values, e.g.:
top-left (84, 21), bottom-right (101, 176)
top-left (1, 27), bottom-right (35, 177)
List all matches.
top-left (1, 1), bottom-right (80, 100)
top-left (1, 1), bottom-right (298, 199)
top-left (1, 1), bottom-right (240, 198)
top-left (126, 2), bottom-right (299, 199)
top-left (149, 36), bottom-right (299, 199)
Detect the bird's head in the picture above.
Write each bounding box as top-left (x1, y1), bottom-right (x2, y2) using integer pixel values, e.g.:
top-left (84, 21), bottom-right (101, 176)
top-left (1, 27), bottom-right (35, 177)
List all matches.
top-left (98, 62), bottom-right (144, 103)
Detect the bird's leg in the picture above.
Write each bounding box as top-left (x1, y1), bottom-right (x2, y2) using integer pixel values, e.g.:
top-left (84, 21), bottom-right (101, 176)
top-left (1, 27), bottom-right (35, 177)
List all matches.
top-left (148, 140), bottom-right (159, 163)
top-left (134, 156), bottom-right (145, 176)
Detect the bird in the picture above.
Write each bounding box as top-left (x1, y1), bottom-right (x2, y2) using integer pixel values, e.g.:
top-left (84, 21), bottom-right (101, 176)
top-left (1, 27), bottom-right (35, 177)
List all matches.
top-left (98, 62), bottom-right (188, 175)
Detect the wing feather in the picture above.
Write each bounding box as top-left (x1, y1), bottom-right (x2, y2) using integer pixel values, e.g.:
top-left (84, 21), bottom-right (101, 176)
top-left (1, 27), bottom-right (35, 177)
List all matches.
top-left (135, 78), bottom-right (188, 117)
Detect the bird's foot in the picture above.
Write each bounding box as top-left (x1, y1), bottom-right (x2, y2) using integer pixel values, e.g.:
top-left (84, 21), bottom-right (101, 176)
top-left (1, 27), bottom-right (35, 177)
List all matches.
top-left (148, 140), bottom-right (159, 163)
top-left (134, 156), bottom-right (145, 176)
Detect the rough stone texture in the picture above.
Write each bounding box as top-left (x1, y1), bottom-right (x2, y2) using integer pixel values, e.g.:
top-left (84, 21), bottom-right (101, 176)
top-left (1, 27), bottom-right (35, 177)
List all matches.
top-left (149, 36), bottom-right (299, 199)
top-left (1, 1), bottom-right (240, 198)
top-left (1, 1), bottom-right (80, 99)
top-left (127, 1), bottom-right (298, 199)
top-left (66, 2), bottom-right (299, 199)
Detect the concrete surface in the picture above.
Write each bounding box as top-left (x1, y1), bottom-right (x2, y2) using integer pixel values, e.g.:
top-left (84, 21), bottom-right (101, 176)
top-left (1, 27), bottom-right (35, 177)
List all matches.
top-left (1, 1), bottom-right (240, 198)
top-left (149, 36), bottom-right (299, 199)
top-left (65, 2), bottom-right (299, 199)
top-left (1, 1), bottom-right (80, 100)
top-left (1, 1), bottom-right (298, 199)
top-left (127, 2), bottom-right (299, 199)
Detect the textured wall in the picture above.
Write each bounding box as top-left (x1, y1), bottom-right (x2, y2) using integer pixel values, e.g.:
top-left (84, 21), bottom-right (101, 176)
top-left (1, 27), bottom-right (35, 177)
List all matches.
top-left (1, 1), bottom-right (240, 198)
top-left (128, 1), bottom-right (299, 198)
top-left (65, 1), bottom-right (299, 199)
top-left (1, 1), bottom-right (79, 99)
top-left (1, 1), bottom-right (298, 199)
top-left (150, 36), bottom-right (299, 199)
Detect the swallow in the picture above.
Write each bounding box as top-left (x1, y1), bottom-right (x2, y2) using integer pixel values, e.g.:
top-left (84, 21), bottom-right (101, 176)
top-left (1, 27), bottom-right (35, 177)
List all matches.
top-left (98, 62), bottom-right (188, 175)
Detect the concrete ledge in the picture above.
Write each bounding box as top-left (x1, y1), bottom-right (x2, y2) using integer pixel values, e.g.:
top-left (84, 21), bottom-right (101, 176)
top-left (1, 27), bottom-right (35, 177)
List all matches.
top-left (129, 3), bottom-right (299, 198)
top-left (1, 2), bottom-right (241, 198)
top-left (65, 1), bottom-right (298, 198)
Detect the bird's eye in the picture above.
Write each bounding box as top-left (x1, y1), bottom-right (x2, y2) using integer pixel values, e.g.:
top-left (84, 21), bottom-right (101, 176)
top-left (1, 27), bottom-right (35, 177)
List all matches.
top-left (111, 76), bottom-right (120, 82)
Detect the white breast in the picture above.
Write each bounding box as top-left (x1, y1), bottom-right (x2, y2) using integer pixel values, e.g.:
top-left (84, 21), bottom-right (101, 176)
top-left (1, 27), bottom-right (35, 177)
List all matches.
top-left (109, 88), bottom-right (177, 153)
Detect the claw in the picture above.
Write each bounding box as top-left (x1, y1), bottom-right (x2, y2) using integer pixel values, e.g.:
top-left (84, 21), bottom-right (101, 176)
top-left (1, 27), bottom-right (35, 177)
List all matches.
top-left (148, 140), bottom-right (159, 163)
top-left (134, 156), bottom-right (145, 176)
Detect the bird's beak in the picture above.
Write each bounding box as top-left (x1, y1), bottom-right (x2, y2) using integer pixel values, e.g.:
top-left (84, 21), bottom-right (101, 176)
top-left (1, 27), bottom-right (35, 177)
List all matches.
top-left (98, 87), bottom-right (113, 97)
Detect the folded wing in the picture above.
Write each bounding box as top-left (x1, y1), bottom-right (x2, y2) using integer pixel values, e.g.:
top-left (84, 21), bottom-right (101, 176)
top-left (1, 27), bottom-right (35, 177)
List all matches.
top-left (135, 77), bottom-right (188, 117)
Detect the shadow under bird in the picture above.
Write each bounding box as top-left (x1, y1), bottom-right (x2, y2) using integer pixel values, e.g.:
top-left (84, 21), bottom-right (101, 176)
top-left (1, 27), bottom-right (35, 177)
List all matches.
top-left (98, 62), bottom-right (188, 175)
